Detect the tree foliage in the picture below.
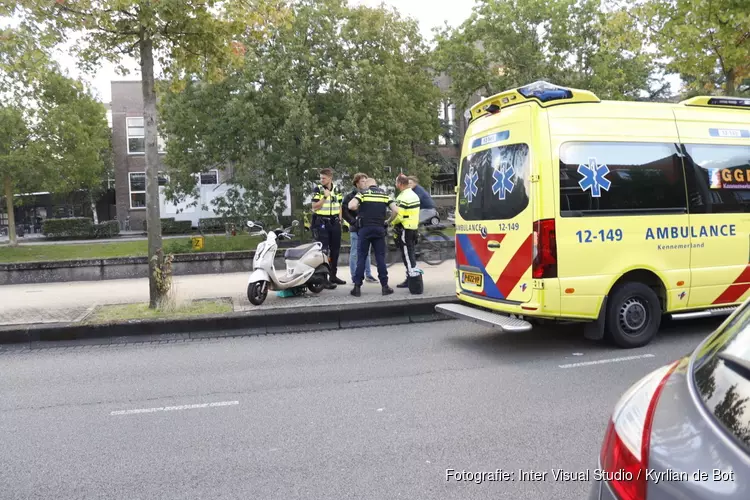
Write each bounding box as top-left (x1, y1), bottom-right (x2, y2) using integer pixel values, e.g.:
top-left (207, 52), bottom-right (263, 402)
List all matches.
top-left (638, 0), bottom-right (750, 96)
top-left (6, 0), bottom-right (282, 306)
top-left (432, 0), bottom-right (663, 109)
top-left (159, 0), bottom-right (441, 222)
top-left (0, 25), bottom-right (109, 245)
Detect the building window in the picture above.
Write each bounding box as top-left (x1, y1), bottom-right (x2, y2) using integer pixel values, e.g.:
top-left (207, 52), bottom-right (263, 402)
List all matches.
top-left (438, 102), bottom-right (447, 145)
top-left (448, 104), bottom-right (456, 127)
top-left (126, 117), bottom-right (166, 155)
top-left (199, 170), bottom-right (219, 185)
top-left (129, 172), bottom-right (146, 209)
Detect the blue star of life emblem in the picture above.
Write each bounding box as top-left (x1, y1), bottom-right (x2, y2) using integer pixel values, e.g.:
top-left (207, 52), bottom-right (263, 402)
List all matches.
top-left (464, 169), bottom-right (479, 203)
top-left (492, 162), bottom-right (515, 200)
top-left (577, 157), bottom-right (611, 198)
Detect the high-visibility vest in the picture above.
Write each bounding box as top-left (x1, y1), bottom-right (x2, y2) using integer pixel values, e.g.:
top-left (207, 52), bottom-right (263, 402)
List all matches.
top-left (393, 188), bottom-right (420, 230)
top-left (312, 184), bottom-right (342, 216)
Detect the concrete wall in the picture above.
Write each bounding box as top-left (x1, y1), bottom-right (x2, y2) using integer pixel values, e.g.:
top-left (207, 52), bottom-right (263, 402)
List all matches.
top-left (0, 244), bottom-right (456, 285)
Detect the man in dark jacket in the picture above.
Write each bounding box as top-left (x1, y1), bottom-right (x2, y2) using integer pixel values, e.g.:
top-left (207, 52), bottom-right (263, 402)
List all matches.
top-left (342, 173), bottom-right (377, 283)
top-left (407, 176), bottom-right (439, 225)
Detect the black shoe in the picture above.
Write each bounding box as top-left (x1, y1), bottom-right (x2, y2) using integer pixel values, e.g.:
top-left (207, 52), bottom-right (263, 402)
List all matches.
top-left (331, 276), bottom-right (346, 285)
top-left (324, 282), bottom-right (337, 290)
top-left (396, 280), bottom-right (409, 288)
top-left (365, 276), bottom-right (378, 283)
top-left (382, 286), bottom-right (394, 296)
top-left (351, 285), bottom-right (361, 297)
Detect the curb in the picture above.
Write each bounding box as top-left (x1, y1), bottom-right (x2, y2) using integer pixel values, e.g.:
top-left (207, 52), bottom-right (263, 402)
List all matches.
top-left (0, 295), bottom-right (459, 346)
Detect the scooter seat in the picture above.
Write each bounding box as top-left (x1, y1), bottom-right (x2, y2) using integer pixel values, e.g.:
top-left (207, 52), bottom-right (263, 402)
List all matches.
top-left (284, 243), bottom-right (318, 260)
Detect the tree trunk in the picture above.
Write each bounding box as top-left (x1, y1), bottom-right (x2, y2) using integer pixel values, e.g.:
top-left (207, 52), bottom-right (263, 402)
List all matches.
top-left (3, 174), bottom-right (17, 247)
top-left (89, 192), bottom-right (99, 225)
top-left (140, 36), bottom-right (164, 309)
top-left (725, 68), bottom-right (736, 96)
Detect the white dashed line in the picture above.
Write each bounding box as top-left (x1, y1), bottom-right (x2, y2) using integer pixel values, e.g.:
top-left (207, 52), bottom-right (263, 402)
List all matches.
top-left (559, 354), bottom-right (655, 369)
top-left (110, 400), bottom-right (239, 416)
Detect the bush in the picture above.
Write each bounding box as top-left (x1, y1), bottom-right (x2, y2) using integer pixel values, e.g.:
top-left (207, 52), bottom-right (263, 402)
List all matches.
top-left (42, 218), bottom-right (95, 239)
top-left (161, 218), bottom-right (193, 235)
top-left (94, 220), bottom-right (120, 239)
top-left (198, 218), bottom-right (226, 233)
top-left (143, 217), bottom-right (194, 235)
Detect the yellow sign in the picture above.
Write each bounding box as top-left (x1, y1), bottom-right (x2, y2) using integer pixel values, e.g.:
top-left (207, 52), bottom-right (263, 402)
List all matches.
top-left (191, 236), bottom-right (205, 250)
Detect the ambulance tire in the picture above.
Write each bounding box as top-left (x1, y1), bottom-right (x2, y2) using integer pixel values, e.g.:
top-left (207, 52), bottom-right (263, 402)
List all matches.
top-left (605, 282), bottom-right (661, 348)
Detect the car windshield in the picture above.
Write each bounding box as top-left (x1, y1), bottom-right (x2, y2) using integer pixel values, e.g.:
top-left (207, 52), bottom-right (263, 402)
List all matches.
top-left (693, 303), bottom-right (750, 453)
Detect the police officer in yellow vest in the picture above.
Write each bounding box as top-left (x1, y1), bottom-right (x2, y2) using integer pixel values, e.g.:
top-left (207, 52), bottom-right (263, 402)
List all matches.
top-left (311, 168), bottom-right (346, 287)
top-left (392, 174), bottom-right (421, 288)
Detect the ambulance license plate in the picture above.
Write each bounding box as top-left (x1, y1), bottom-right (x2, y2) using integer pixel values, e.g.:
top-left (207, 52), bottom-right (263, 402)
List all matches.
top-left (462, 272), bottom-right (483, 286)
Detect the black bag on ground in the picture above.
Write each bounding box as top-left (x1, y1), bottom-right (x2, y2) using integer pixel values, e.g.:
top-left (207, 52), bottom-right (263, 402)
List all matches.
top-left (408, 273), bottom-right (423, 295)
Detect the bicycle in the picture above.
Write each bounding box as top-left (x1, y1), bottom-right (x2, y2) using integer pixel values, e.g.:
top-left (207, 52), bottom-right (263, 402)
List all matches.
top-left (380, 223), bottom-right (452, 268)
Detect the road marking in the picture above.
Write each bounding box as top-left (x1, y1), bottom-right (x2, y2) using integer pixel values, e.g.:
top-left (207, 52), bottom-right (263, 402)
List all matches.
top-left (110, 400), bottom-right (239, 416)
top-left (559, 354), bottom-right (655, 369)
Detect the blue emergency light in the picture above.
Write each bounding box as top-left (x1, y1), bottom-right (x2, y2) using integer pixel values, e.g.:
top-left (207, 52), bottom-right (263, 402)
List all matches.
top-left (518, 81), bottom-right (574, 103)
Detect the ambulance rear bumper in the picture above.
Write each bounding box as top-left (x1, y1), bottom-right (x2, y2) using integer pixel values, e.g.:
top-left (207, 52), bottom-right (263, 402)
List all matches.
top-left (435, 303), bottom-right (533, 332)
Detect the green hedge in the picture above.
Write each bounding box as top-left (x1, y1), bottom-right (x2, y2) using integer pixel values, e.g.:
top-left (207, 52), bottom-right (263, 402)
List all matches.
top-left (42, 218), bottom-right (95, 239)
top-left (94, 220), bottom-right (120, 238)
top-left (151, 217), bottom-right (193, 235)
top-left (43, 218), bottom-right (123, 240)
top-left (198, 218), bottom-right (226, 233)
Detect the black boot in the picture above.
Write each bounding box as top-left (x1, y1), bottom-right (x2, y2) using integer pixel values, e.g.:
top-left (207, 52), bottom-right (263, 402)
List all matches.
top-left (351, 285), bottom-right (361, 297)
top-left (397, 280), bottom-right (409, 288)
top-left (331, 275), bottom-right (346, 285)
top-left (382, 285), bottom-right (394, 296)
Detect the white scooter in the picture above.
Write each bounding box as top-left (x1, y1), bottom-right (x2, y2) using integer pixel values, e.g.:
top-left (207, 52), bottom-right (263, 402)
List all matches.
top-left (246, 220), bottom-right (332, 306)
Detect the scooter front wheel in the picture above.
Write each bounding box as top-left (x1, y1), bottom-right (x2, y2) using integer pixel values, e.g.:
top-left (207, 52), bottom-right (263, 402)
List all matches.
top-left (247, 281), bottom-right (269, 306)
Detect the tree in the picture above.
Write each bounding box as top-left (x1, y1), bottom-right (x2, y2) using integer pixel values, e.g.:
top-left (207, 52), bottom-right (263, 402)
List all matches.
top-left (431, 0), bottom-right (661, 109)
top-left (0, 25), bottom-right (109, 245)
top-left (36, 70), bottom-right (111, 224)
top-left (159, 0), bottom-right (441, 222)
top-left (638, 0), bottom-right (750, 96)
top-left (8, 0), bottom-right (281, 307)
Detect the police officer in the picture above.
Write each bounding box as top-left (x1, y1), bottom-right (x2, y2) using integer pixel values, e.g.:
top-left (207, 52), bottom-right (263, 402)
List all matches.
top-left (342, 173), bottom-right (378, 284)
top-left (311, 168), bottom-right (346, 287)
top-left (393, 174), bottom-right (421, 288)
top-left (347, 178), bottom-right (398, 297)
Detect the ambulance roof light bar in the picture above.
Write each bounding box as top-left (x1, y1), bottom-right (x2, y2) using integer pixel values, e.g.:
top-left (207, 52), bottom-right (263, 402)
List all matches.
top-left (467, 81), bottom-right (600, 123)
top-left (681, 96), bottom-right (750, 109)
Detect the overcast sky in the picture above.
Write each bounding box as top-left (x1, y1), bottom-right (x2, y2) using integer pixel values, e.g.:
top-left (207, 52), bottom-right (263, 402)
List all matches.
top-left (57, 0), bottom-right (477, 104)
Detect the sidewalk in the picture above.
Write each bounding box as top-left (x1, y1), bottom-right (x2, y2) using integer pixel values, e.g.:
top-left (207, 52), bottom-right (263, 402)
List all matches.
top-left (0, 262), bottom-right (456, 326)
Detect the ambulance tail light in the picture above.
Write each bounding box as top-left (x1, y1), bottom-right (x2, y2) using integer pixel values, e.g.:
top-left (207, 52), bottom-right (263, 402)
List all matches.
top-left (599, 361), bottom-right (679, 500)
top-left (532, 219), bottom-right (557, 279)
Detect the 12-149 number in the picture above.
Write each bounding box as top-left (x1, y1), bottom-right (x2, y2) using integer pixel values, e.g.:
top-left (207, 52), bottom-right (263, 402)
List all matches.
top-left (576, 229), bottom-right (623, 243)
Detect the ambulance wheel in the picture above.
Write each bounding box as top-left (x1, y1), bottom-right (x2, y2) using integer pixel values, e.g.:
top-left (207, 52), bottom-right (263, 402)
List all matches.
top-left (605, 282), bottom-right (661, 348)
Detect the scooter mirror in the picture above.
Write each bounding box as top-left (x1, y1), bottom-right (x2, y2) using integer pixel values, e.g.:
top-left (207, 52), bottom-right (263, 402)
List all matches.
top-left (292, 220), bottom-right (299, 227)
top-left (246, 221), bottom-right (255, 228)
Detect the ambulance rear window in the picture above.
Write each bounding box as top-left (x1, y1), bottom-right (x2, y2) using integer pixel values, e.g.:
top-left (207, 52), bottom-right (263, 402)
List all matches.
top-left (458, 143), bottom-right (530, 221)
top-left (559, 142), bottom-right (687, 217)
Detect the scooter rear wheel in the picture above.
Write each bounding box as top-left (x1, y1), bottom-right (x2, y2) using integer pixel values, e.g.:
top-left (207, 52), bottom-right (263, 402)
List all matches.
top-left (247, 281), bottom-right (268, 306)
top-left (308, 279), bottom-right (326, 294)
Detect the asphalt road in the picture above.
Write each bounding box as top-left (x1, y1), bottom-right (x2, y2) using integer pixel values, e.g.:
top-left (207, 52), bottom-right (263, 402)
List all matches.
top-left (0, 317), bottom-right (722, 500)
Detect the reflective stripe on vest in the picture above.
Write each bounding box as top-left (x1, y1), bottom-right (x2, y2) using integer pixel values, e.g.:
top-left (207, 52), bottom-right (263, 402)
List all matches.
top-left (395, 188), bottom-right (420, 230)
top-left (313, 184), bottom-right (342, 216)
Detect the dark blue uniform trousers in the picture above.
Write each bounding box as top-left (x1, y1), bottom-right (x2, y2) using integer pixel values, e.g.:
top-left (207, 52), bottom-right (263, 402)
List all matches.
top-left (354, 226), bottom-right (388, 286)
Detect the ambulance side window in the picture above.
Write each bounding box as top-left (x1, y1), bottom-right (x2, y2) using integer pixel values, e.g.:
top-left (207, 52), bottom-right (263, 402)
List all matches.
top-left (458, 143), bottom-right (530, 221)
top-left (559, 142), bottom-right (687, 217)
top-left (683, 144), bottom-right (750, 214)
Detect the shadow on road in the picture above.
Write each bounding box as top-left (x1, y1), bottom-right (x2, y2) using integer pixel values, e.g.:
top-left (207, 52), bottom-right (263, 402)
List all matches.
top-left (443, 316), bottom-right (724, 362)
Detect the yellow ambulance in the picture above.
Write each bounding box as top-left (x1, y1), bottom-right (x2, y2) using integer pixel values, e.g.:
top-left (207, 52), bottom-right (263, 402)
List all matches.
top-left (436, 81), bottom-right (750, 348)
